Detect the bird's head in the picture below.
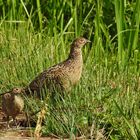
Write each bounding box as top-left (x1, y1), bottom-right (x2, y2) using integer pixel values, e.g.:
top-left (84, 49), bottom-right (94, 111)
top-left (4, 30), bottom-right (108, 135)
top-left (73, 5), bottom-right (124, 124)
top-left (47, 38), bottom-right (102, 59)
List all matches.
top-left (12, 87), bottom-right (24, 94)
top-left (72, 37), bottom-right (91, 48)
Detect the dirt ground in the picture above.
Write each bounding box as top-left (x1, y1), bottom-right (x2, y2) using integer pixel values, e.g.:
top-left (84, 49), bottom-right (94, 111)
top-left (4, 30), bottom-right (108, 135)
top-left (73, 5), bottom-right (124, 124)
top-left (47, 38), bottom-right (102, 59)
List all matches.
top-left (0, 108), bottom-right (63, 140)
top-left (0, 108), bottom-right (86, 140)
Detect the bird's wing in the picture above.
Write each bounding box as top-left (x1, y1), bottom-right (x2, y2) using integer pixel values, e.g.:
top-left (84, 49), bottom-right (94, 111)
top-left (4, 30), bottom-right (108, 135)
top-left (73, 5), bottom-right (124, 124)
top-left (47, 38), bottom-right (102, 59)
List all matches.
top-left (25, 64), bottom-right (66, 93)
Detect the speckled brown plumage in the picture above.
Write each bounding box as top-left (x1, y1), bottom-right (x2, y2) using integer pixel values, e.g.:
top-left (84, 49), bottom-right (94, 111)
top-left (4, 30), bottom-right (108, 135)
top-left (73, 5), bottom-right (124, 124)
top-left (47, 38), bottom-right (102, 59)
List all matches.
top-left (25, 37), bottom-right (90, 98)
top-left (2, 87), bottom-right (24, 127)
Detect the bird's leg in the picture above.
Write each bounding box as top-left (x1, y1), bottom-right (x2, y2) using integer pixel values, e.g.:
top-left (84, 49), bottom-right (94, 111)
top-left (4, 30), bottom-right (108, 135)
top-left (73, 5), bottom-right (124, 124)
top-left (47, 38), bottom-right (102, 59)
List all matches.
top-left (6, 116), bottom-right (10, 129)
top-left (12, 117), bottom-right (18, 128)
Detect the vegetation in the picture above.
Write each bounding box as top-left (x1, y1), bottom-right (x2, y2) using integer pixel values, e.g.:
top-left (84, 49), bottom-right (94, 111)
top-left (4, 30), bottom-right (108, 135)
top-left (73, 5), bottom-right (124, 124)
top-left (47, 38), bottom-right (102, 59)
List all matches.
top-left (0, 0), bottom-right (140, 139)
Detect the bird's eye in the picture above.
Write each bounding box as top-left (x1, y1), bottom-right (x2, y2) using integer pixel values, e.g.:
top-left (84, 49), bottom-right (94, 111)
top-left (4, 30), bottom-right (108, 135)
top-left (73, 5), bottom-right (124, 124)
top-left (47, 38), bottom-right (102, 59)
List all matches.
top-left (13, 88), bottom-right (20, 93)
top-left (79, 39), bottom-right (85, 43)
top-left (15, 88), bottom-right (19, 91)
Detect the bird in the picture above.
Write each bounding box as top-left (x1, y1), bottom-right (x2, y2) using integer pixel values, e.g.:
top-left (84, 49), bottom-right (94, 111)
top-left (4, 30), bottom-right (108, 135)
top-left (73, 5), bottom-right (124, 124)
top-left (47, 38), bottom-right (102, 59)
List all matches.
top-left (25, 37), bottom-right (91, 98)
top-left (1, 87), bottom-right (24, 128)
top-left (24, 37), bottom-right (91, 139)
top-left (24, 37), bottom-right (91, 98)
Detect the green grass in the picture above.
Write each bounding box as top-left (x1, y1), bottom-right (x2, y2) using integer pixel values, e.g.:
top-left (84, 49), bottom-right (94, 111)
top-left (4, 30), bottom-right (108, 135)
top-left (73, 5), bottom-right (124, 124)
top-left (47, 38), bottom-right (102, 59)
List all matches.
top-left (0, 0), bottom-right (140, 139)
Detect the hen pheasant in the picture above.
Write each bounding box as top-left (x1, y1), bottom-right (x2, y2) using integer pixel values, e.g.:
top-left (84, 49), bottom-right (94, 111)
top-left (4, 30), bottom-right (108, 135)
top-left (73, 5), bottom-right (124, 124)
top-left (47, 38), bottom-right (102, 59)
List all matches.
top-left (1, 87), bottom-right (24, 128)
top-left (25, 37), bottom-right (90, 98)
top-left (25, 37), bottom-right (90, 139)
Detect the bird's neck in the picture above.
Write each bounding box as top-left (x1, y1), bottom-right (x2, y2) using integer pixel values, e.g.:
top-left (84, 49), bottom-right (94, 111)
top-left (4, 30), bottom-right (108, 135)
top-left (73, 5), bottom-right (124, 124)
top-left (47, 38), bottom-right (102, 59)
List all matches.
top-left (68, 45), bottom-right (82, 61)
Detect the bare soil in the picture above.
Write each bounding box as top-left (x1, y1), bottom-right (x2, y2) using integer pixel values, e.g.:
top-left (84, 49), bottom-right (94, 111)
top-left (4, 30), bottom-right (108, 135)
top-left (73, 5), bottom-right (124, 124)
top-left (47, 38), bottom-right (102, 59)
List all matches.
top-left (0, 108), bottom-right (86, 140)
top-left (0, 108), bottom-right (62, 140)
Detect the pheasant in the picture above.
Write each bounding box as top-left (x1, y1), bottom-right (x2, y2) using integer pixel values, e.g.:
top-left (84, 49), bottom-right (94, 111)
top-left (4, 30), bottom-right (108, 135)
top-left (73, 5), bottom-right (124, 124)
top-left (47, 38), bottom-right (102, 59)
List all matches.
top-left (24, 37), bottom-right (91, 139)
top-left (1, 87), bottom-right (24, 128)
top-left (25, 37), bottom-right (91, 98)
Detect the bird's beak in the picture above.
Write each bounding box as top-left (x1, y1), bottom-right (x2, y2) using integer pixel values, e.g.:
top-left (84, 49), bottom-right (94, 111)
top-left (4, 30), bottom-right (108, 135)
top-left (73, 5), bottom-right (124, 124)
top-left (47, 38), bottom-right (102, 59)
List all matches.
top-left (86, 39), bottom-right (91, 43)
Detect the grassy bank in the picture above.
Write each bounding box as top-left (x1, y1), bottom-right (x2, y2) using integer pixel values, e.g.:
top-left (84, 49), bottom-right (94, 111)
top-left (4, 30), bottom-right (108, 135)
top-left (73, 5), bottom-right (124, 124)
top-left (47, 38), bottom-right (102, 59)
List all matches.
top-left (0, 0), bottom-right (140, 139)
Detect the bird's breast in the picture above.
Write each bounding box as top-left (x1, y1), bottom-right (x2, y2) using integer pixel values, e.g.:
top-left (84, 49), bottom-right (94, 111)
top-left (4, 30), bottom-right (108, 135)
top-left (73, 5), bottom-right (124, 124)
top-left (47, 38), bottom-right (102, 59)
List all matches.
top-left (64, 59), bottom-right (83, 85)
top-left (14, 95), bottom-right (24, 111)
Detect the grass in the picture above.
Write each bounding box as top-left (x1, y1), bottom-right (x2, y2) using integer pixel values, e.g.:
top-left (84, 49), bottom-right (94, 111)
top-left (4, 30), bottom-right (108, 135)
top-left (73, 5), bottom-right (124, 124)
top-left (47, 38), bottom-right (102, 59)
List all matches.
top-left (0, 0), bottom-right (140, 139)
